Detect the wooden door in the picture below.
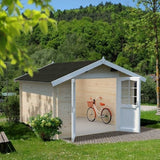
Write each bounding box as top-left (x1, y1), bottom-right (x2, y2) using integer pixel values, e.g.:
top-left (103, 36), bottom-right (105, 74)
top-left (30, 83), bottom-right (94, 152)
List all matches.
top-left (117, 77), bottom-right (141, 132)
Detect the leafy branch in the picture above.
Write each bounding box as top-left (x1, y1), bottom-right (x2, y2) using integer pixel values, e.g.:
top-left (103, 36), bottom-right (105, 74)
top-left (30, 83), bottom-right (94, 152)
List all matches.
top-left (0, 0), bottom-right (56, 76)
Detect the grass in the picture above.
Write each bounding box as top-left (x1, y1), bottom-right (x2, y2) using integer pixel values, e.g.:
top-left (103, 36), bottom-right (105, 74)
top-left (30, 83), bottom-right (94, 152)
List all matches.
top-left (0, 112), bottom-right (160, 159)
top-left (141, 110), bottom-right (160, 128)
top-left (0, 138), bottom-right (160, 160)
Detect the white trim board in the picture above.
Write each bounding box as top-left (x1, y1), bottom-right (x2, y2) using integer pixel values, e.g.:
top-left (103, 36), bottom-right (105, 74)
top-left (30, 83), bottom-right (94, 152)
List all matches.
top-left (120, 127), bottom-right (140, 133)
top-left (71, 79), bottom-right (76, 142)
top-left (51, 58), bottom-right (146, 87)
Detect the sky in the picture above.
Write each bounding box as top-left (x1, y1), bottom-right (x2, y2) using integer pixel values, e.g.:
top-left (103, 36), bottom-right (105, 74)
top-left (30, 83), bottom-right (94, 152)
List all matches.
top-left (51, 0), bottom-right (137, 10)
top-left (22, 0), bottom-right (138, 11)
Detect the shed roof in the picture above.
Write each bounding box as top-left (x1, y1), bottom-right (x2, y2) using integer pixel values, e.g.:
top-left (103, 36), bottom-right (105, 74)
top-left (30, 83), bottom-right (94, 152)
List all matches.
top-left (15, 60), bottom-right (95, 82)
top-left (15, 58), bottom-right (146, 86)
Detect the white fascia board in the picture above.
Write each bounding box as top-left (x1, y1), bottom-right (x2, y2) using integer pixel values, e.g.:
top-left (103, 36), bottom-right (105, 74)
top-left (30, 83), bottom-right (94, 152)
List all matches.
top-left (102, 60), bottom-right (146, 82)
top-left (14, 73), bottom-right (28, 82)
top-left (51, 59), bottom-right (103, 86)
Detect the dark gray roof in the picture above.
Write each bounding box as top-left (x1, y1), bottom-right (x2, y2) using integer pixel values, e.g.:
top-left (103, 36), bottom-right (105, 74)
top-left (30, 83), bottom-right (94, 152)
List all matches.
top-left (15, 61), bottom-right (95, 82)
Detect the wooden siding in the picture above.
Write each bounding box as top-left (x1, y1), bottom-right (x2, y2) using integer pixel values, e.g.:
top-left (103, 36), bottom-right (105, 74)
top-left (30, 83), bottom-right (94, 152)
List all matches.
top-left (20, 82), bottom-right (53, 123)
top-left (76, 78), bottom-right (117, 125)
top-left (76, 65), bottom-right (119, 79)
top-left (53, 81), bottom-right (71, 138)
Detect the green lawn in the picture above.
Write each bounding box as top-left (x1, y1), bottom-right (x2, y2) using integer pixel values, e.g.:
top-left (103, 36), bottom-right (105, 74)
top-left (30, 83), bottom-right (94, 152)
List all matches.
top-left (0, 112), bottom-right (160, 160)
top-left (141, 110), bottom-right (160, 128)
top-left (0, 138), bottom-right (160, 160)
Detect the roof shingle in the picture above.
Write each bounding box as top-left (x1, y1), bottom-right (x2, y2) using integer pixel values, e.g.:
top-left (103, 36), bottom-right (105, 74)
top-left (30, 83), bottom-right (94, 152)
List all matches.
top-left (15, 61), bottom-right (95, 82)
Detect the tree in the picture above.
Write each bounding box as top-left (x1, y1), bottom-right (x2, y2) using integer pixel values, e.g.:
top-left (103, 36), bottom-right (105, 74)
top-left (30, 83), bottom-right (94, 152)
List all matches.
top-left (141, 76), bottom-right (157, 104)
top-left (134, 0), bottom-right (160, 113)
top-left (0, 0), bottom-right (56, 76)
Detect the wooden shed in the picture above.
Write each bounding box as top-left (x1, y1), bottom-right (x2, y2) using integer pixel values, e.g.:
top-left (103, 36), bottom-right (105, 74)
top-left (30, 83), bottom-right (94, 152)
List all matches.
top-left (15, 57), bottom-right (146, 142)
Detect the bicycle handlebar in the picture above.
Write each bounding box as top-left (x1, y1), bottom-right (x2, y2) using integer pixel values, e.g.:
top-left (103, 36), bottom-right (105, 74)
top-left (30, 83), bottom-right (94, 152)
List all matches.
top-left (90, 96), bottom-right (103, 101)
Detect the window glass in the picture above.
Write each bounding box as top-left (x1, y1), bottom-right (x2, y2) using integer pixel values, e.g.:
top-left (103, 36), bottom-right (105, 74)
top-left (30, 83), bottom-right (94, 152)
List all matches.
top-left (121, 80), bottom-right (137, 105)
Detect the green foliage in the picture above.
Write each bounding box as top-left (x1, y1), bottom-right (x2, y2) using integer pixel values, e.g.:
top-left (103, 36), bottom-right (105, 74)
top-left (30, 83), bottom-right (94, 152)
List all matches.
top-left (20, 15), bottom-right (129, 64)
top-left (15, 3), bottom-right (156, 76)
top-left (0, 122), bottom-right (35, 140)
top-left (53, 2), bottom-right (126, 22)
top-left (0, 1), bottom-right (158, 77)
top-left (29, 112), bottom-right (62, 141)
top-left (133, 0), bottom-right (160, 108)
top-left (2, 95), bottom-right (19, 122)
top-left (0, 0), bottom-right (56, 76)
top-left (115, 55), bottom-right (132, 70)
top-left (141, 76), bottom-right (156, 104)
top-left (0, 63), bottom-right (20, 99)
top-left (30, 48), bottom-right (57, 67)
top-left (1, 82), bottom-right (19, 94)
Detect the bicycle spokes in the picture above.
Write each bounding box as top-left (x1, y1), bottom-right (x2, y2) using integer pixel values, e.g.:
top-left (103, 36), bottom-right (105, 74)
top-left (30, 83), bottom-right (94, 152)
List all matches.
top-left (87, 108), bottom-right (96, 122)
top-left (101, 108), bottom-right (112, 124)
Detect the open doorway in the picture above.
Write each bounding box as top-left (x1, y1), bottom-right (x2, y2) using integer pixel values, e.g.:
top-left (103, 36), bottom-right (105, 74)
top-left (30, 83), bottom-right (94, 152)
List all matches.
top-left (75, 78), bottom-right (117, 137)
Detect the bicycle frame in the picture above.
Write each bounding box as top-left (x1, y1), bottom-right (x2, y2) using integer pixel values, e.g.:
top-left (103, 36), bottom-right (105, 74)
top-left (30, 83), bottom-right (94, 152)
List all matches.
top-left (87, 97), bottom-right (112, 124)
top-left (92, 104), bottom-right (103, 117)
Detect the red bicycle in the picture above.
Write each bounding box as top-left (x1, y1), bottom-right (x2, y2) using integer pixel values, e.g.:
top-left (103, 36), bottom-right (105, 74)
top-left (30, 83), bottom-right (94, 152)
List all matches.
top-left (87, 97), bottom-right (112, 124)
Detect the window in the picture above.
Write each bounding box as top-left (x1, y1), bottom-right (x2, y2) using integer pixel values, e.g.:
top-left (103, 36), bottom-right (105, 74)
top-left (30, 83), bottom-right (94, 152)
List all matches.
top-left (121, 80), bottom-right (137, 105)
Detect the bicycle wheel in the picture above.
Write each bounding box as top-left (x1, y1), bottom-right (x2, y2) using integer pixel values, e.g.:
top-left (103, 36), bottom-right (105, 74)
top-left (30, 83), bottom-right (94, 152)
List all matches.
top-left (101, 108), bottom-right (112, 124)
top-left (87, 107), bottom-right (96, 122)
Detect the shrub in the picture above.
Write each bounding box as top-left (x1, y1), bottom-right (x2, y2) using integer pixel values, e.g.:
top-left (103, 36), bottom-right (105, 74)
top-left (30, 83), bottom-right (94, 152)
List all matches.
top-left (29, 112), bottom-right (62, 141)
top-left (2, 95), bottom-right (19, 122)
top-left (0, 102), bottom-right (3, 113)
top-left (0, 122), bottom-right (35, 140)
top-left (141, 76), bottom-right (156, 104)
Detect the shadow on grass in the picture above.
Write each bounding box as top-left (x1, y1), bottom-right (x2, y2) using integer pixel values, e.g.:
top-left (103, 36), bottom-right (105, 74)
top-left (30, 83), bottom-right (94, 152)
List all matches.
top-left (141, 119), bottom-right (159, 126)
top-left (0, 122), bottom-right (35, 140)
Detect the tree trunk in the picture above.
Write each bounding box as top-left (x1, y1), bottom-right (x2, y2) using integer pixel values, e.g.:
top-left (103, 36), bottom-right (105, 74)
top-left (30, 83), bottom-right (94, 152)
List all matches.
top-left (153, 1), bottom-right (160, 114)
top-left (156, 52), bottom-right (160, 115)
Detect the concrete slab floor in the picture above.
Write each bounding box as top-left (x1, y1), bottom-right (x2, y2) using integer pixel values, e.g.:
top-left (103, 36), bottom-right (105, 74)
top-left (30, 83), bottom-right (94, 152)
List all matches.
top-left (76, 117), bottom-right (116, 137)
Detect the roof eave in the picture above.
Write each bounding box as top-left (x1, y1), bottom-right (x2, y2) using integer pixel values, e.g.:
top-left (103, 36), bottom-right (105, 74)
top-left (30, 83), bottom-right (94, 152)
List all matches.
top-left (14, 73), bottom-right (28, 82)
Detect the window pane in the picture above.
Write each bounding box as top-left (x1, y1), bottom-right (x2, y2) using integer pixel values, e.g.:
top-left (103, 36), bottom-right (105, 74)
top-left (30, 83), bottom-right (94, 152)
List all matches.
top-left (122, 80), bottom-right (129, 88)
top-left (121, 80), bottom-right (137, 105)
top-left (121, 80), bottom-right (129, 104)
top-left (122, 97), bottom-right (129, 104)
top-left (130, 81), bottom-right (137, 105)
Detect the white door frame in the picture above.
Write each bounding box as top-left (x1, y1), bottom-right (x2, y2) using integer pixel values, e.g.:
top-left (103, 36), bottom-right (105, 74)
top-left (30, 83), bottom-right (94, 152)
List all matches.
top-left (116, 77), bottom-right (141, 133)
top-left (71, 79), bottom-right (76, 142)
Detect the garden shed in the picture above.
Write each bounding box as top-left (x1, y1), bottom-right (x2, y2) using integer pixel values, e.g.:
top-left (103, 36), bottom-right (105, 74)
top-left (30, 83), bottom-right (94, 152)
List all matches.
top-left (15, 57), bottom-right (146, 142)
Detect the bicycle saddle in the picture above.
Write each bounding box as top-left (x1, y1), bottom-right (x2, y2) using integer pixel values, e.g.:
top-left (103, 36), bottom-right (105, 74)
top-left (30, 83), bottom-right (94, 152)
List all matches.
top-left (100, 102), bottom-right (105, 106)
